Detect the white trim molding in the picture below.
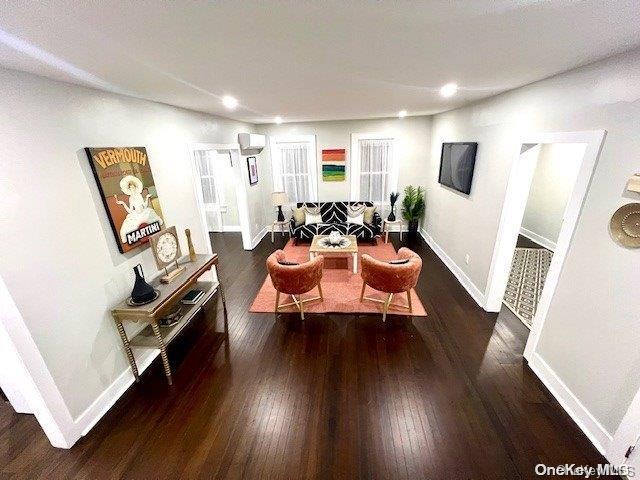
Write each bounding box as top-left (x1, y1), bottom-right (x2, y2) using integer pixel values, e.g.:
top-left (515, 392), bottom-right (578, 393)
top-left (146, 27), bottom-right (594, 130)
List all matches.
top-left (0, 274), bottom-right (77, 448)
top-left (519, 227), bottom-right (557, 251)
top-left (419, 229), bottom-right (486, 307)
top-left (75, 349), bottom-right (158, 436)
top-left (251, 226), bottom-right (269, 249)
top-left (528, 352), bottom-right (612, 456)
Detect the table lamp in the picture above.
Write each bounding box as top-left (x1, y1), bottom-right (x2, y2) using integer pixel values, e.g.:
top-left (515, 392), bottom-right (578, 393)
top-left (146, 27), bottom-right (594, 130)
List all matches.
top-left (272, 191), bottom-right (289, 222)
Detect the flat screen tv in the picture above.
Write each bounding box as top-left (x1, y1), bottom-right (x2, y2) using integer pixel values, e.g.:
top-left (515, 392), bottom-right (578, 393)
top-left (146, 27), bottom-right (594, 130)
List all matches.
top-left (438, 142), bottom-right (478, 195)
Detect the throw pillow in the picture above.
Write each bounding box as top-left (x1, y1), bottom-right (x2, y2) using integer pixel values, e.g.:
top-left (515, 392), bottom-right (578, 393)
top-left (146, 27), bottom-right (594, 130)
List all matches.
top-left (348, 213), bottom-right (364, 225)
top-left (305, 212), bottom-right (322, 225)
top-left (389, 259), bottom-right (410, 265)
top-left (363, 206), bottom-right (376, 224)
top-left (278, 259), bottom-right (299, 266)
top-left (292, 207), bottom-right (306, 226)
top-left (347, 204), bottom-right (366, 216)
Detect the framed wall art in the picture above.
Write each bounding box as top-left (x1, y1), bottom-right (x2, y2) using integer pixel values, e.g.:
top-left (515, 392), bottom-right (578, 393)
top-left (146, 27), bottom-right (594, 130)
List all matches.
top-left (86, 146), bottom-right (165, 253)
top-left (247, 156), bottom-right (258, 185)
top-left (322, 148), bottom-right (346, 181)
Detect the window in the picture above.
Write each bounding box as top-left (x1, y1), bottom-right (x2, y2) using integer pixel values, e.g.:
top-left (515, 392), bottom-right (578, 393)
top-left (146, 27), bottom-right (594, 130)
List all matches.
top-left (270, 135), bottom-right (318, 203)
top-left (350, 133), bottom-right (397, 207)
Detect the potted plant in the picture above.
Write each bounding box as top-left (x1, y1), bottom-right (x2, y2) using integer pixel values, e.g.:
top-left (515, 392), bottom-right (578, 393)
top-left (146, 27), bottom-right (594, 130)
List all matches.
top-left (401, 185), bottom-right (425, 237)
top-left (387, 192), bottom-right (400, 221)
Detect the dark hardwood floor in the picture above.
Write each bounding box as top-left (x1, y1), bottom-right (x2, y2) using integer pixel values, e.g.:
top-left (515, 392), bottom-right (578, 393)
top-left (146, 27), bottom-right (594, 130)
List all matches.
top-left (0, 232), bottom-right (609, 479)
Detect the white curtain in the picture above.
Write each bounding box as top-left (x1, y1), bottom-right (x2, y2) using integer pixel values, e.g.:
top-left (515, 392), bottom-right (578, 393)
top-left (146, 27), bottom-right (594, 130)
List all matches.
top-left (279, 143), bottom-right (311, 204)
top-left (359, 139), bottom-right (393, 205)
top-left (194, 150), bottom-right (218, 205)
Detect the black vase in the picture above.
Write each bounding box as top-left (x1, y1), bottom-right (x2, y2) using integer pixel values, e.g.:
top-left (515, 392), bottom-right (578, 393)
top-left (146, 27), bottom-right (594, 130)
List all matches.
top-left (131, 264), bottom-right (155, 304)
top-left (387, 207), bottom-right (396, 222)
top-left (407, 219), bottom-right (419, 237)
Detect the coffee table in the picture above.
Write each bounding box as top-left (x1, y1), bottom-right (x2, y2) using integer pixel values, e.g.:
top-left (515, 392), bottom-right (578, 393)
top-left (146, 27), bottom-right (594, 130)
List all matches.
top-left (309, 234), bottom-right (359, 274)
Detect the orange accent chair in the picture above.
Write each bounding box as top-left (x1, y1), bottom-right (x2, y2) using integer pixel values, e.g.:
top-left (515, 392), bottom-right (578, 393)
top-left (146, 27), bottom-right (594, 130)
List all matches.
top-left (266, 250), bottom-right (324, 320)
top-left (360, 247), bottom-right (422, 321)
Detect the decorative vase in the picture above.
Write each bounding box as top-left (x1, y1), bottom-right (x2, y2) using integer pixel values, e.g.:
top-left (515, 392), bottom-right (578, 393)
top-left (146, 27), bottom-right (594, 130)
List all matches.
top-left (131, 264), bottom-right (156, 304)
top-left (407, 219), bottom-right (419, 237)
top-left (387, 207), bottom-right (396, 222)
top-left (185, 228), bottom-right (196, 262)
top-left (329, 231), bottom-right (342, 245)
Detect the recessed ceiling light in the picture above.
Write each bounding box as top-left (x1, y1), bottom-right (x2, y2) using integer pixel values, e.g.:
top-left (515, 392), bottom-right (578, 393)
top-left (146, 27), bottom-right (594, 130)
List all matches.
top-left (398, 110), bottom-right (407, 118)
top-left (274, 116), bottom-right (283, 124)
top-left (222, 95), bottom-right (238, 109)
top-left (440, 83), bottom-right (458, 97)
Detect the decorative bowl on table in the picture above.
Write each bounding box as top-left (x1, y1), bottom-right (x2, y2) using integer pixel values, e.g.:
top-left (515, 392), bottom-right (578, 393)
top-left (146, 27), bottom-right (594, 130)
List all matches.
top-left (329, 231), bottom-right (342, 245)
top-left (318, 232), bottom-right (351, 249)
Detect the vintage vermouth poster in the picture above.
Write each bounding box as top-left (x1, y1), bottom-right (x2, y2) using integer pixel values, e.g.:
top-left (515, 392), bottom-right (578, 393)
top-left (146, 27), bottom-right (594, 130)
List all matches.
top-left (86, 146), bottom-right (165, 253)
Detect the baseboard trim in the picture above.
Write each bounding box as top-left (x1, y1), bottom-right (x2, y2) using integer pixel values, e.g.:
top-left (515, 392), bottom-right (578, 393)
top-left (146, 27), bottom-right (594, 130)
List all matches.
top-left (74, 348), bottom-right (159, 437)
top-left (419, 229), bottom-right (486, 308)
top-left (250, 226), bottom-right (269, 250)
top-left (519, 227), bottom-right (557, 251)
top-left (221, 225), bottom-right (242, 232)
top-left (528, 352), bottom-right (612, 456)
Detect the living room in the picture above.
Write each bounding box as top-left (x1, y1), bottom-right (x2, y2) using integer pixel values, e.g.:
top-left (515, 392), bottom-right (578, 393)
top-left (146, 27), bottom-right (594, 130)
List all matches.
top-left (1, 2), bottom-right (640, 478)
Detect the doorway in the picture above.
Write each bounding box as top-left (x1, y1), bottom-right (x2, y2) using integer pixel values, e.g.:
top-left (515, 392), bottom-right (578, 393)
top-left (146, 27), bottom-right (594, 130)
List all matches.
top-left (484, 130), bottom-right (606, 360)
top-left (501, 142), bottom-right (586, 330)
top-left (193, 150), bottom-right (241, 233)
top-left (190, 143), bottom-right (252, 250)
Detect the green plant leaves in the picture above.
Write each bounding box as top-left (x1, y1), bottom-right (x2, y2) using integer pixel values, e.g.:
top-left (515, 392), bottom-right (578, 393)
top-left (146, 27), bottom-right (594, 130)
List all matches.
top-left (401, 185), bottom-right (425, 221)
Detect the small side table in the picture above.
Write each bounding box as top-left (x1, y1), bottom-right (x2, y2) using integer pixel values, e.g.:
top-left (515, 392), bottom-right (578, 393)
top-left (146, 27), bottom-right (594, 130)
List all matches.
top-left (383, 219), bottom-right (404, 243)
top-left (271, 220), bottom-right (290, 242)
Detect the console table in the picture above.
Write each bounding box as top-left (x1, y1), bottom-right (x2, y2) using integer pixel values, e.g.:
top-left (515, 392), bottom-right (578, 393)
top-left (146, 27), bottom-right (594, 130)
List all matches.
top-left (111, 253), bottom-right (227, 385)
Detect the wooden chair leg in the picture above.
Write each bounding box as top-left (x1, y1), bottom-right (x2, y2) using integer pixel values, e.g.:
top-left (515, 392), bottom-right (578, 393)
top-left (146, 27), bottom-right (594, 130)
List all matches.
top-left (275, 290), bottom-right (281, 315)
top-left (360, 282), bottom-right (367, 302)
top-left (407, 290), bottom-right (413, 313)
top-left (317, 283), bottom-right (324, 300)
top-left (299, 295), bottom-right (305, 321)
top-left (382, 293), bottom-right (393, 322)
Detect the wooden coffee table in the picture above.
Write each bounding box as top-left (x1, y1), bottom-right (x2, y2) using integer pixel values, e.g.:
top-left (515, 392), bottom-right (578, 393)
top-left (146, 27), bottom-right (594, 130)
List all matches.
top-left (309, 234), bottom-right (359, 273)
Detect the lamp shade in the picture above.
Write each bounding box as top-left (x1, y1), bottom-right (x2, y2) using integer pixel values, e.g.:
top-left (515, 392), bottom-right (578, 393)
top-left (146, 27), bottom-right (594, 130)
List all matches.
top-left (272, 191), bottom-right (289, 206)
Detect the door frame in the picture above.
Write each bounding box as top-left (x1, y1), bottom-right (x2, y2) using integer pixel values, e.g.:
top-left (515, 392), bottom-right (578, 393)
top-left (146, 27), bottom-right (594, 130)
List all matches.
top-left (609, 385), bottom-right (640, 468)
top-left (189, 143), bottom-right (252, 250)
top-left (0, 273), bottom-right (77, 448)
top-left (483, 130), bottom-right (606, 361)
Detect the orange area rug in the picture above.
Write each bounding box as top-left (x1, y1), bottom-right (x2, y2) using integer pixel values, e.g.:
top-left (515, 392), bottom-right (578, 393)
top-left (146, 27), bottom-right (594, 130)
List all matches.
top-left (249, 239), bottom-right (427, 316)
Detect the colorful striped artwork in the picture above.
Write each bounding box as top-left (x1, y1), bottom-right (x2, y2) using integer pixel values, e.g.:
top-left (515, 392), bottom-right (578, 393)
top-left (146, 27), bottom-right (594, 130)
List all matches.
top-left (322, 148), bottom-right (346, 181)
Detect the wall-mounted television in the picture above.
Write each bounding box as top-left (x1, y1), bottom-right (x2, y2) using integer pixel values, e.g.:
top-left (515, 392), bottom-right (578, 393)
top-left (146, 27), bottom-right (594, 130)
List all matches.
top-left (438, 142), bottom-right (478, 195)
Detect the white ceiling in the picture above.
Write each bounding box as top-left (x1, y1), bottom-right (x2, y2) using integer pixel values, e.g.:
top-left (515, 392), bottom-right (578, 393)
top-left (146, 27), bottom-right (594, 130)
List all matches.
top-left (0, 0), bottom-right (639, 123)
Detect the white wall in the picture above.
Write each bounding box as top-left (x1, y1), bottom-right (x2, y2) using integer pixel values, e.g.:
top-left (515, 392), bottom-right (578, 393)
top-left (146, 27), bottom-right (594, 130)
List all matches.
top-left (257, 116), bottom-right (431, 222)
top-left (243, 148), bottom-right (271, 244)
top-left (521, 143), bottom-right (586, 248)
top-left (427, 48), bottom-right (640, 436)
top-left (0, 67), bottom-right (259, 420)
